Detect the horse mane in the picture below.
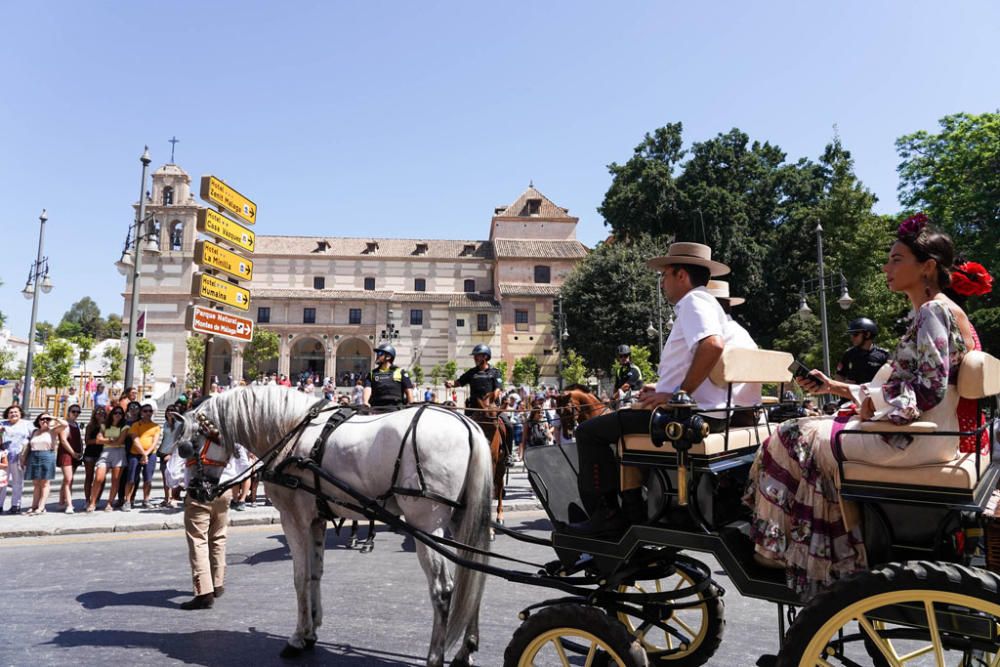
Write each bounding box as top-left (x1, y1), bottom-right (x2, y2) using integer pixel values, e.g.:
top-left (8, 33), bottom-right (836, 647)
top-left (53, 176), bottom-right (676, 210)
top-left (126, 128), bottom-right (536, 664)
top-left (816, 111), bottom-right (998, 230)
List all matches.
top-left (185, 385), bottom-right (316, 455)
top-left (563, 383), bottom-right (591, 393)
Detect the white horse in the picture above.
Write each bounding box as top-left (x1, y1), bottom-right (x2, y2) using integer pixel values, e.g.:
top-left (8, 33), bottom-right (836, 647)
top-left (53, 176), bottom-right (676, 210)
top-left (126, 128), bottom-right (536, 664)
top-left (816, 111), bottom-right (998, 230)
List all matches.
top-left (181, 386), bottom-right (493, 666)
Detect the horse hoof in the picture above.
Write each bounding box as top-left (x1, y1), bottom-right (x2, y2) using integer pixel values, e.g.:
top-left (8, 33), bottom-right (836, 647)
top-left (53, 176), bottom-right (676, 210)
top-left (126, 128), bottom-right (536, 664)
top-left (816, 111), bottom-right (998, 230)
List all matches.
top-left (280, 643), bottom-right (304, 659)
top-left (489, 529), bottom-right (496, 542)
top-left (348, 537), bottom-right (358, 549)
top-left (304, 638), bottom-right (316, 650)
top-left (360, 542), bottom-right (374, 554)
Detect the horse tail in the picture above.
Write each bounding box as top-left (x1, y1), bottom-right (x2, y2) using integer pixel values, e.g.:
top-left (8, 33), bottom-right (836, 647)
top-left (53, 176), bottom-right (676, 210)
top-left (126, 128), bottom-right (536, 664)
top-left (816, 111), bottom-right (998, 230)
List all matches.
top-left (445, 423), bottom-right (492, 651)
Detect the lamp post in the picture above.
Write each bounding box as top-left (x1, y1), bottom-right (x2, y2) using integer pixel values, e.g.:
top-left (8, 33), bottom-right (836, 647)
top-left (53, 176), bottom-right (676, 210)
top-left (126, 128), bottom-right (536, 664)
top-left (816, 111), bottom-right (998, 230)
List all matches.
top-left (123, 147), bottom-right (153, 392)
top-left (556, 294), bottom-right (569, 390)
top-left (20, 209), bottom-right (53, 412)
top-left (647, 272), bottom-right (672, 350)
top-left (797, 221), bottom-right (854, 376)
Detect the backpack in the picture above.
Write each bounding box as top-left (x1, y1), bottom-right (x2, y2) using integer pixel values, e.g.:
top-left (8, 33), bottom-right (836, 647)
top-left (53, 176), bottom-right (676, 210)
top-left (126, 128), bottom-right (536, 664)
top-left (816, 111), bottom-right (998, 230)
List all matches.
top-left (529, 420), bottom-right (549, 447)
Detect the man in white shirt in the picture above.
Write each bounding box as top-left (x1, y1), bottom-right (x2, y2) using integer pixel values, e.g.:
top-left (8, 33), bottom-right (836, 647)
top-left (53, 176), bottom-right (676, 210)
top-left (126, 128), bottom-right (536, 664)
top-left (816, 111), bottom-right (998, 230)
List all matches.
top-left (567, 243), bottom-right (755, 538)
top-left (706, 280), bottom-right (762, 410)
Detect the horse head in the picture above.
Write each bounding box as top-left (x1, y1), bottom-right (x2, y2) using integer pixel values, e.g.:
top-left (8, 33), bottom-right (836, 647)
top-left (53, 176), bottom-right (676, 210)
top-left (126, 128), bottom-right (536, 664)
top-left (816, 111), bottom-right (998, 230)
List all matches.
top-left (556, 385), bottom-right (606, 439)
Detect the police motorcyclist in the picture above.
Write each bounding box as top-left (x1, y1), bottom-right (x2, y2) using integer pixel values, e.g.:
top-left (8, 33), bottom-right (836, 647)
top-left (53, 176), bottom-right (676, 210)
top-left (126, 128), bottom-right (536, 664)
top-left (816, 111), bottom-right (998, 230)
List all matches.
top-left (363, 343), bottom-right (414, 409)
top-left (454, 344), bottom-right (513, 458)
top-left (613, 345), bottom-right (642, 407)
top-left (835, 317), bottom-right (889, 385)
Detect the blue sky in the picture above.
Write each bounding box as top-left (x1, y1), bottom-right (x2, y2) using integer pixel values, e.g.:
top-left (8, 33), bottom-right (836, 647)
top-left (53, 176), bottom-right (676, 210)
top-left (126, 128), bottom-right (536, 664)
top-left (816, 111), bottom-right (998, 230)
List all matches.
top-left (1, 1), bottom-right (998, 338)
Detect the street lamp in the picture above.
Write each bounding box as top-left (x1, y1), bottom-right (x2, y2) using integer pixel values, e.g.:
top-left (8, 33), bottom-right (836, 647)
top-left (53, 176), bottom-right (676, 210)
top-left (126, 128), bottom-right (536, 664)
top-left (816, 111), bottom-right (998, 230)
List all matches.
top-left (556, 294), bottom-right (569, 390)
top-left (796, 221), bottom-right (854, 376)
top-left (123, 146), bottom-right (155, 391)
top-left (21, 209), bottom-right (53, 412)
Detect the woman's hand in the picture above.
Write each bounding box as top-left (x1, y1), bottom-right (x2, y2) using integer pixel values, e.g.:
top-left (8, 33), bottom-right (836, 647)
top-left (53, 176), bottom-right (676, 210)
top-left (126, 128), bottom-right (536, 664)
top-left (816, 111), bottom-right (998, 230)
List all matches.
top-left (858, 397), bottom-right (876, 421)
top-left (796, 370), bottom-right (831, 395)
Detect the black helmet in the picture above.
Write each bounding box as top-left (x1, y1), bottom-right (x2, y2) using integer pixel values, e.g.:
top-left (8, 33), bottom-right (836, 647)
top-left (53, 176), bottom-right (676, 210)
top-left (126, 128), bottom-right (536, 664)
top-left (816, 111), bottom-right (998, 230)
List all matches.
top-left (471, 344), bottom-right (492, 360)
top-left (375, 343), bottom-right (396, 361)
top-left (616, 344), bottom-right (631, 357)
top-left (847, 317), bottom-right (878, 338)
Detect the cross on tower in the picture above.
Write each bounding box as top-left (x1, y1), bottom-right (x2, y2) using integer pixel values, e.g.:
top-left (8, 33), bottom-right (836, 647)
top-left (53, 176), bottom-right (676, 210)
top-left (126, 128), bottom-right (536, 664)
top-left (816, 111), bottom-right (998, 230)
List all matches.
top-left (168, 136), bottom-right (180, 163)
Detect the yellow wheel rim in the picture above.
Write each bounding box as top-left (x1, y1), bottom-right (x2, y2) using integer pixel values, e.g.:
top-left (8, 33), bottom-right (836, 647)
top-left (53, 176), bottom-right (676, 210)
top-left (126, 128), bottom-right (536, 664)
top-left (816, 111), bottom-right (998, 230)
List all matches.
top-left (617, 568), bottom-right (708, 659)
top-left (519, 628), bottom-right (628, 667)
top-left (797, 589), bottom-right (1000, 667)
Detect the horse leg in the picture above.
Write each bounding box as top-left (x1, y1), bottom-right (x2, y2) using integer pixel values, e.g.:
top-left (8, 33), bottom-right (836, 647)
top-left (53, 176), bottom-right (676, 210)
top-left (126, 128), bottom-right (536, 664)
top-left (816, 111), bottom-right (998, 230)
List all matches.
top-left (348, 520), bottom-right (359, 548)
top-left (451, 605), bottom-right (480, 666)
top-left (360, 520), bottom-right (375, 553)
top-left (306, 518), bottom-right (327, 648)
top-left (413, 532), bottom-right (453, 667)
top-left (277, 515), bottom-right (315, 657)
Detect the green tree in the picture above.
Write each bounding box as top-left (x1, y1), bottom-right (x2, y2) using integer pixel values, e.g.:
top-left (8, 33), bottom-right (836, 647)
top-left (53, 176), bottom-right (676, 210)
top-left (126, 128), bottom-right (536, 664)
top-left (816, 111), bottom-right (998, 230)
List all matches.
top-left (35, 321), bottom-right (56, 345)
top-left (243, 328), bottom-right (280, 379)
top-left (186, 336), bottom-right (205, 389)
top-left (429, 363), bottom-right (444, 386)
top-left (443, 360), bottom-right (458, 382)
top-left (560, 349), bottom-right (589, 386)
top-left (410, 363), bottom-right (424, 386)
top-left (33, 337), bottom-right (75, 389)
top-left (0, 347), bottom-right (15, 379)
top-left (559, 235), bottom-right (672, 372)
top-left (896, 111), bottom-right (1000, 271)
top-left (103, 313), bottom-right (123, 340)
top-left (102, 345), bottom-right (123, 384)
top-left (970, 308), bottom-right (1000, 355)
top-left (57, 297), bottom-right (106, 339)
top-left (72, 334), bottom-right (96, 375)
top-left (512, 356), bottom-right (540, 387)
top-left (136, 337), bottom-right (156, 389)
top-left (494, 360), bottom-right (509, 383)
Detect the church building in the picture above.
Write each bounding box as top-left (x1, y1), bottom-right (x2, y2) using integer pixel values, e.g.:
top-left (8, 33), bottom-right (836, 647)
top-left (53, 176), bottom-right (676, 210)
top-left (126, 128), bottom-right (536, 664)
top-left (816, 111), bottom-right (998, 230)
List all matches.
top-left (121, 162), bottom-right (587, 391)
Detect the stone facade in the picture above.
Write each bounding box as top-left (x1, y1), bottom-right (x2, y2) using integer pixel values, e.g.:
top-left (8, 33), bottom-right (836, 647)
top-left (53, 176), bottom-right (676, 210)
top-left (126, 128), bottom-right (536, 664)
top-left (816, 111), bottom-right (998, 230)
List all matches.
top-left (122, 165), bottom-right (586, 390)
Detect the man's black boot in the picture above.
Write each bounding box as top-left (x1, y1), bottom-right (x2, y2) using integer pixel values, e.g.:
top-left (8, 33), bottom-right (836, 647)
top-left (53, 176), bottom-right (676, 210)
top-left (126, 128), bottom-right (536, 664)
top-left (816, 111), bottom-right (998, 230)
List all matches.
top-left (180, 594), bottom-right (215, 610)
top-left (563, 498), bottom-right (629, 539)
top-left (621, 489), bottom-right (647, 525)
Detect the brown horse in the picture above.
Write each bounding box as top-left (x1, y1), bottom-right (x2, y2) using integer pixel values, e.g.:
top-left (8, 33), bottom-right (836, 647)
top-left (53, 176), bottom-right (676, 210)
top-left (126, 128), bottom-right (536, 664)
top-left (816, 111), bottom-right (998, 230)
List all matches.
top-left (555, 384), bottom-right (610, 439)
top-left (466, 395), bottom-right (509, 533)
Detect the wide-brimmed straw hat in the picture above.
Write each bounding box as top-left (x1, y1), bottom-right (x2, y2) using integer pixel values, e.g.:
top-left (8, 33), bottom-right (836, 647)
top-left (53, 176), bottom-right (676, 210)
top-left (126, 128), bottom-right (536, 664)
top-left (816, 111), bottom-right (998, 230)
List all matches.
top-left (646, 242), bottom-right (730, 277)
top-left (706, 280), bottom-right (745, 306)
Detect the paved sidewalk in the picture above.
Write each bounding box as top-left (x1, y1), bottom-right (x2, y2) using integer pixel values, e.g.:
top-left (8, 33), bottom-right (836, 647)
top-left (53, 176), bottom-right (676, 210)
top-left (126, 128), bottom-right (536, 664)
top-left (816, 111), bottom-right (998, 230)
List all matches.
top-left (0, 461), bottom-right (542, 539)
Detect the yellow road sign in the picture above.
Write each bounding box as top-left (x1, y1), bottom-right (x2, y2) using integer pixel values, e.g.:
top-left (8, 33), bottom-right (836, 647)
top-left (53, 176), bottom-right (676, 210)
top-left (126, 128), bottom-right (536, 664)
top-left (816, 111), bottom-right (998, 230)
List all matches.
top-left (200, 175), bottom-right (257, 225)
top-left (195, 240), bottom-right (254, 281)
top-left (192, 273), bottom-right (251, 311)
top-left (197, 209), bottom-right (255, 254)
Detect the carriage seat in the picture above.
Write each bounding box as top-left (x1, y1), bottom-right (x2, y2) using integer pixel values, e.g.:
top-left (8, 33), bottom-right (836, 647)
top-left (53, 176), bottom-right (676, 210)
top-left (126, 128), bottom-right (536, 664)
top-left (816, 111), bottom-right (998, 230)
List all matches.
top-left (620, 348), bottom-right (793, 462)
top-left (840, 350), bottom-right (1000, 501)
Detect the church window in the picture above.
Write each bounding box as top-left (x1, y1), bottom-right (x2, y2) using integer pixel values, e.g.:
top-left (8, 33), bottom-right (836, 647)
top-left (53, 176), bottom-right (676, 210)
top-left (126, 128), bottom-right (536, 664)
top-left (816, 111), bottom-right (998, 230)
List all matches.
top-left (257, 307), bottom-right (271, 323)
top-left (410, 309), bottom-right (423, 326)
top-left (162, 186), bottom-right (174, 206)
top-left (414, 278), bottom-right (426, 292)
top-left (464, 279), bottom-right (476, 293)
top-left (303, 308), bottom-right (316, 324)
top-left (169, 221), bottom-right (183, 251)
top-left (364, 277), bottom-right (375, 291)
top-left (527, 198), bottom-right (541, 215)
top-left (349, 308), bottom-right (362, 324)
top-left (313, 276), bottom-right (325, 290)
top-left (515, 309), bottom-right (529, 331)
top-left (534, 265), bottom-right (551, 283)
top-left (476, 314), bottom-right (489, 331)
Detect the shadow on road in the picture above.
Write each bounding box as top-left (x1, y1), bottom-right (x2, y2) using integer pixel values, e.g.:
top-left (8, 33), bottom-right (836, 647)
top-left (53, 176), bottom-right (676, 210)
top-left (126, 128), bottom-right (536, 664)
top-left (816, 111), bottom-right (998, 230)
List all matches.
top-left (46, 628), bottom-right (426, 665)
top-left (77, 589), bottom-right (189, 610)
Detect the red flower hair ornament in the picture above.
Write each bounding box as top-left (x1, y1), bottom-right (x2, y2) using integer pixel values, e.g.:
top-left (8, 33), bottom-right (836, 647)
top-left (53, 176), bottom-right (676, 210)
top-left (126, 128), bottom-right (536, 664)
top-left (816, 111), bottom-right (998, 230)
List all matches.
top-left (951, 261), bottom-right (993, 297)
top-left (897, 212), bottom-right (929, 238)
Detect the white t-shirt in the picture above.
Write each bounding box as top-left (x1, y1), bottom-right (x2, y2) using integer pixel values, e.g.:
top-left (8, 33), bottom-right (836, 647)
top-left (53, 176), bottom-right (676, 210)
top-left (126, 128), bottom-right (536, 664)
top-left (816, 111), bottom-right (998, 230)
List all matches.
top-left (724, 315), bottom-right (762, 407)
top-left (655, 287), bottom-right (729, 410)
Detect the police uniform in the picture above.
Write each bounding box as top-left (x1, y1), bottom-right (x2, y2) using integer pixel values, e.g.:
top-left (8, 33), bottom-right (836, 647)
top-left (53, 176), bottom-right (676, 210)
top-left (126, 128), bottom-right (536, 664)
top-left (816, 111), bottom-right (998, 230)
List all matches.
top-left (614, 363), bottom-right (642, 394)
top-left (835, 345), bottom-right (889, 384)
top-left (364, 366), bottom-right (413, 408)
top-left (456, 365), bottom-right (504, 403)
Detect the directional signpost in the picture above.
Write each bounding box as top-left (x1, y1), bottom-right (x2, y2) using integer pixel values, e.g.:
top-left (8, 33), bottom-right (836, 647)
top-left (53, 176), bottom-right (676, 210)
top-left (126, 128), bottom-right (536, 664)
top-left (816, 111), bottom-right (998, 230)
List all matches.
top-left (190, 174), bottom-right (258, 394)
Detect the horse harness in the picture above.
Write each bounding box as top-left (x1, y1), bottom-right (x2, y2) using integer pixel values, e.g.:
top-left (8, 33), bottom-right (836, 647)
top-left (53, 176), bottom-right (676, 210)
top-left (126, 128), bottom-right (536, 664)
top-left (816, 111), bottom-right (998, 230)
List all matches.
top-left (214, 400), bottom-right (475, 523)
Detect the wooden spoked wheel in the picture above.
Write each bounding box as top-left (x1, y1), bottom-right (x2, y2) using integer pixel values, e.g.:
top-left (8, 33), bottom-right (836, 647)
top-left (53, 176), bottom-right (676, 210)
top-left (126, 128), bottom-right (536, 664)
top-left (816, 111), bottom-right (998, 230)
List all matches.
top-left (615, 557), bottom-right (723, 665)
top-left (777, 562), bottom-right (1000, 667)
top-left (504, 603), bottom-right (648, 667)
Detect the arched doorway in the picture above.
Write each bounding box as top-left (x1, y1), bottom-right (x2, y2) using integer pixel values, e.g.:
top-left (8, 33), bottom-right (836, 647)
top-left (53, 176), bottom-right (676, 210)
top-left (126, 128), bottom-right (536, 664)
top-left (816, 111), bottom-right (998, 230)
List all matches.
top-left (290, 337), bottom-right (325, 383)
top-left (207, 338), bottom-right (232, 385)
top-left (335, 338), bottom-right (372, 386)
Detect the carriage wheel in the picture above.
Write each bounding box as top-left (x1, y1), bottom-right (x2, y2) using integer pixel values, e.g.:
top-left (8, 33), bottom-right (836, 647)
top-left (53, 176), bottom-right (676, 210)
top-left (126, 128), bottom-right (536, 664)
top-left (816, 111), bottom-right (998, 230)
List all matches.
top-left (504, 603), bottom-right (648, 667)
top-left (776, 561), bottom-right (1000, 667)
top-left (616, 556), bottom-right (724, 665)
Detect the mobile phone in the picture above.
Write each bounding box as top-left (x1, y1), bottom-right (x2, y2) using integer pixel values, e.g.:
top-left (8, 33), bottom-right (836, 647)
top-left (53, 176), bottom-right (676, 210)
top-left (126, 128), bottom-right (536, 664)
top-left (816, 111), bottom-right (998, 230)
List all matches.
top-left (788, 360), bottom-right (814, 381)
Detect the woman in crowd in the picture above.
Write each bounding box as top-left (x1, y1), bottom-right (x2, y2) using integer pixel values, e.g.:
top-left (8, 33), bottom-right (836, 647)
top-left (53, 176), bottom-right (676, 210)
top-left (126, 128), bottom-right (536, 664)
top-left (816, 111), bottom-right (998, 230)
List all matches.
top-left (525, 393), bottom-right (552, 449)
top-left (158, 404), bottom-right (183, 508)
top-left (23, 412), bottom-right (68, 514)
top-left (82, 406), bottom-right (107, 507)
top-left (0, 405), bottom-right (34, 514)
top-left (87, 407), bottom-right (129, 512)
top-left (56, 404), bottom-right (84, 513)
top-left (745, 214), bottom-right (985, 598)
top-left (124, 403), bottom-right (161, 509)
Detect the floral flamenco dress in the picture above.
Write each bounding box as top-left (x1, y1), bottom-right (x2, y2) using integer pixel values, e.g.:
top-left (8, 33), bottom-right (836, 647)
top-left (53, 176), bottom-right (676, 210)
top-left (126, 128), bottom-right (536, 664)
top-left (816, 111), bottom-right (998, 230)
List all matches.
top-left (744, 300), bottom-right (967, 599)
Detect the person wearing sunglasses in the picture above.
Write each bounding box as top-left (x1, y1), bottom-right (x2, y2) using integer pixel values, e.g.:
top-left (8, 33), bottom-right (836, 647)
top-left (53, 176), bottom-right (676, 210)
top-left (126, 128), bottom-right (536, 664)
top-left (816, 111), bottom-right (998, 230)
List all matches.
top-left (87, 407), bottom-right (130, 512)
top-left (124, 402), bottom-right (162, 510)
top-left (23, 413), bottom-right (68, 515)
top-left (834, 317), bottom-right (890, 385)
top-left (56, 405), bottom-right (85, 513)
top-left (82, 406), bottom-right (108, 510)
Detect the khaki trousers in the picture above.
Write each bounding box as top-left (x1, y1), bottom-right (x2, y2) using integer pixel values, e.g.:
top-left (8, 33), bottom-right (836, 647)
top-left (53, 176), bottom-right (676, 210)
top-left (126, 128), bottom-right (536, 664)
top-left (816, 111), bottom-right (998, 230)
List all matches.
top-left (184, 489), bottom-right (231, 596)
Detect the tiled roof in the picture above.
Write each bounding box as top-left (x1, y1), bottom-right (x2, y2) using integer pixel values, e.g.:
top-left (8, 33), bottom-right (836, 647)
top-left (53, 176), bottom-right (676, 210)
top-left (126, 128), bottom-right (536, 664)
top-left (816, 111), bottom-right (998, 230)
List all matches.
top-left (493, 186), bottom-right (574, 219)
top-left (256, 236), bottom-right (493, 259)
top-left (393, 292), bottom-right (454, 304)
top-left (449, 293), bottom-right (501, 311)
top-left (498, 283), bottom-right (561, 296)
top-left (254, 288), bottom-right (394, 301)
top-left (493, 239), bottom-right (588, 259)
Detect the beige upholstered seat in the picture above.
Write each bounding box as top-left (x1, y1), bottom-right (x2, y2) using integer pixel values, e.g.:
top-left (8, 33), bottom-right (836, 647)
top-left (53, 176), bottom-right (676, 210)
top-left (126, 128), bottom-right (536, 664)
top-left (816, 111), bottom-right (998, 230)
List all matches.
top-left (623, 424), bottom-right (774, 457)
top-left (841, 350), bottom-right (999, 490)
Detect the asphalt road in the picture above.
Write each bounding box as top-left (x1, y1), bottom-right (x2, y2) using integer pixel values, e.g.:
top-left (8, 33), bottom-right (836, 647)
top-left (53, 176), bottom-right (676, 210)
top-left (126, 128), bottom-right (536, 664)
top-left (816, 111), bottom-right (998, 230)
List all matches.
top-left (0, 511), bottom-right (780, 666)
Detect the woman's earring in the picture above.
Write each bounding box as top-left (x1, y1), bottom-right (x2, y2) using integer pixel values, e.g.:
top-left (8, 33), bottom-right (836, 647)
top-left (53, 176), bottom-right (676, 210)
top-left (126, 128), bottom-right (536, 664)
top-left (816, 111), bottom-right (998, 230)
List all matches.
top-left (924, 274), bottom-right (933, 298)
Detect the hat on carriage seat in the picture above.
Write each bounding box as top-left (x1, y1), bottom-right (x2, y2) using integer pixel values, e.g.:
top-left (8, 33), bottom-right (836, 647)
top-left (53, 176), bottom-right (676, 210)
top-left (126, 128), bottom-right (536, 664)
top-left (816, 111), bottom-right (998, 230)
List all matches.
top-left (647, 242), bottom-right (730, 277)
top-left (706, 280), bottom-right (745, 306)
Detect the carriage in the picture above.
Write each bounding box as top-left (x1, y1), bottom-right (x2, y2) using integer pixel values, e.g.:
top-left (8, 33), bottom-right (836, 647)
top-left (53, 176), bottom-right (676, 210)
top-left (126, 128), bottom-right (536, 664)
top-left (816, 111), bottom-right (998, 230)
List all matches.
top-left (182, 345), bottom-right (1000, 666)
top-left (503, 347), bottom-right (1000, 666)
